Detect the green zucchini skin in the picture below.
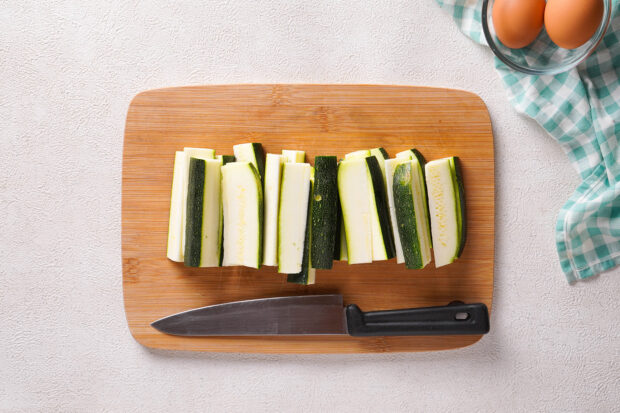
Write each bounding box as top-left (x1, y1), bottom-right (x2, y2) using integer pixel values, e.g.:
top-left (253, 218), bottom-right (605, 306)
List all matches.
top-left (393, 163), bottom-right (423, 269)
top-left (338, 214), bottom-right (348, 260)
top-left (287, 184), bottom-right (313, 284)
top-left (218, 155), bottom-right (235, 266)
top-left (370, 147), bottom-right (389, 189)
top-left (409, 149), bottom-right (425, 164)
top-left (366, 156), bottom-right (396, 259)
top-left (333, 158), bottom-right (346, 260)
top-left (376, 147), bottom-right (389, 159)
top-left (250, 163), bottom-right (264, 267)
top-left (451, 157), bottom-right (466, 257)
top-left (333, 197), bottom-right (342, 260)
top-left (184, 158), bottom-right (206, 267)
top-left (251, 143), bottom-right (266, 185)
top-left (310, 156), bottom-right (338, 269)
top-left (410, 149), bottom-right (431, 248)
top-left (220, 155), bottom-right (235, 165)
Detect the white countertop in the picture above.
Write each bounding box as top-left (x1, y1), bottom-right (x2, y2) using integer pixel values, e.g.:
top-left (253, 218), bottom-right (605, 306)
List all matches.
top-left (2, 1), bottom-right (618, 411)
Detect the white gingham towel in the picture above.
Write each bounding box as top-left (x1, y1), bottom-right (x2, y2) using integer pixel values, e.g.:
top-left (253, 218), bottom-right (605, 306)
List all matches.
top-left (437, 0), bottom-right (620, 282)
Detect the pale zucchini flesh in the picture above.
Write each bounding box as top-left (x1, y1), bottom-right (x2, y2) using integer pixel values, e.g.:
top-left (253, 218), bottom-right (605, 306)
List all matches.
top-left (233, 143), bottom-right (265, 183)
top-left (281, 149), bottom-right (305, 163)
top-left (345, 155), bottom-right (385, 260)
top-left (384, 158), bottom-right (409, 264)
top-left (425, 157), bottom-right (462, 267)
top-left (278, 163), bottom-right (312, 273)
top-left (262, 154), bottom-right (284, 266)
top-left (167, 151), bottom-right (186, 262)
top-left (396, 149), bottom-right (413, 159)
top-left (287, 169), bottom-right (316, 284)
top-left (410, 159), bottom-right (432, 266)
top-left (338, 217), bottom-right (348, 260)
top-left (181, 148), bottom-right (215, 255)
top-left (337, 158), bottom-right (373, 264)
top-left (342, 149), bottom-right (393, 261)
top-left (345, 149), bottom-right (371, 160)
top-left (450, 157), bottom-right (466, 257)
top-left (185, 147), bottom-right (215, 160)
top-left (200, 158), bottom-right (224, 266)
top-left (184, 158), bottom-right (223, 267)
top-left (233, 143), bottom-right (258, 166)
top-left (217, 155), bottom-right (235, 266)
top-left (394, 148), bottom-right (431, 245)
top-left (393, 160), bottom-right (431, 269)
top-left (221, 162), bottom-right (263, 268)
top-left (366, 156), bottom-right (395, 261)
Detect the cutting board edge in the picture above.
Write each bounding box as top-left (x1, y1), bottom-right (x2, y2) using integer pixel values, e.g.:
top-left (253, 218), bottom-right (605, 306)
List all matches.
top-left (122, 84), bottom-right (495, 354)
top-left (126, 83), bottom-right (492, 111)
top-left (125, 325), bottom-right (486, 354)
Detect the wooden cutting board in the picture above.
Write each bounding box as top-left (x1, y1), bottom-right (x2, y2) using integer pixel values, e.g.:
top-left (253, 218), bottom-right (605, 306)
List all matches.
top-left (122, 84), bottom-right (494, 353)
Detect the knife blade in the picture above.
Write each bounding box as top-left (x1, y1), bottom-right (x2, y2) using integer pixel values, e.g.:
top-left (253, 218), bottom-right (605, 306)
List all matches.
top-left (151, 295), bottom-right (490, 337)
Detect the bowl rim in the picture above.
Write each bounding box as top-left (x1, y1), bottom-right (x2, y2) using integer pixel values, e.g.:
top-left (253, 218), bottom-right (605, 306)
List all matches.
top-left (481, 0), bottom-right (613, 75)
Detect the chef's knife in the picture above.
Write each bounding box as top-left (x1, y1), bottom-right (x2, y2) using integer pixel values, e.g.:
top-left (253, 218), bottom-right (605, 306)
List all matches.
top-left (151, 295), bottom-right (489, 336)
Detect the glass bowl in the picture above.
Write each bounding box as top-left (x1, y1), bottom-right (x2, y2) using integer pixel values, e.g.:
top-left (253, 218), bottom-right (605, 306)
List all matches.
top-left (481, 0), bottom-right (613, 75)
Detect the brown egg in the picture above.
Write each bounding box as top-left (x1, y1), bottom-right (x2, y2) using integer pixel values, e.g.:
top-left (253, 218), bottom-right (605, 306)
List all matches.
top-left (545, 0), bottom-right (604, 49)
top-left (492, 0), bottom-right (546, 49)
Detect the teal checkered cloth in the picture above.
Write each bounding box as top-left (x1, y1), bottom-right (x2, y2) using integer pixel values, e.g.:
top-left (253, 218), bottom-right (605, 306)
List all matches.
top-left (437, 0), bottom-right (620, 283)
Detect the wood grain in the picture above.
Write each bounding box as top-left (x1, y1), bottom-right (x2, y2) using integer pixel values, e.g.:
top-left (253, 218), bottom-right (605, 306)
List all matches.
top-left (122, 84), bottom-right (494, 353)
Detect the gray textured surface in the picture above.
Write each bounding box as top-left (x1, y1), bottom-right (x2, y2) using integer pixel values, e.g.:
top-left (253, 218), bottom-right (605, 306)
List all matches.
top-left (1, 1), bottom-right (619, 412)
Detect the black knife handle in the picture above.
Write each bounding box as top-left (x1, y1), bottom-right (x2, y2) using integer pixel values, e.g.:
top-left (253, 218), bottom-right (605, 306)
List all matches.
top-left (345, 302), bottom-right (490, 336)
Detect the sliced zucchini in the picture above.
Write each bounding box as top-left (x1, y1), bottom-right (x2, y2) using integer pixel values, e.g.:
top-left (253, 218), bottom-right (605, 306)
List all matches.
top-left (396, 149), bottom-right (427, 170)
top-left (425, 157), bottom-right (466, 267)
top-left (370, 147), bottom-right (389, 189)
top-left (288, 169), bottom-right (316, 284)
top-left (396, 149), bottom-right (413, 159)
top-left (345, 149), bottom-right (371, 160)
top-left (451, 157), bottom-right (467, 257)
top-left (394, 149), bottom-right (431, 242)
top-left (233, 143), bottom-right (265, 184)
top-left (262, 154), bottom-right (284, 266)
top-left (334, 159), bottom-right (348, 261)
top-left (393, 160), bottom-right (432, 269)
top-left (338, 215), bottom-right (348, 261)
top-left (181, 148), bottom-right (215, 255)
top-left (216, 154), bottom-right (236, 164)
top-left (337, 158), bottom-right (373, 264)
top-left (396, 149), bottom-right (425, 161)
top-left (333, 198), bottom-right (342, 260)
top-left (277, 163), bottom-right (312, 273)
top-left (410, 150), bottom-right (430, 241)
top-left (385, 158), bottom-right (409, 264)
top-left (281, 149), bottom-right (305, 163)
top-left (217, 155), bottom-right (235, 266)
top-left (221, 162), bottom-right (263, 268)
top-left (167, 151), bottom-right (186, 262)
top-left (366, 156), bottom-right (396, 261)
top-left (184, 158), bottom-right (223, 267)
top-left (310, 156), bottom-right (338, 269)
top-left (185, 147), bottom-right (215, 160)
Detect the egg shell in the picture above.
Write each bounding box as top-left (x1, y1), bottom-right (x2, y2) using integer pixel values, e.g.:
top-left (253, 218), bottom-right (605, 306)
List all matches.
top-left (545, 0), bottom-right (604, 49)
top-left (492, 0), bottom-right (546, 49)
